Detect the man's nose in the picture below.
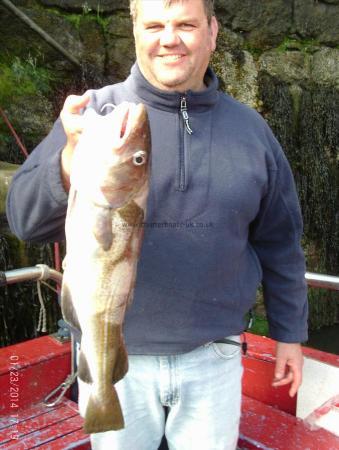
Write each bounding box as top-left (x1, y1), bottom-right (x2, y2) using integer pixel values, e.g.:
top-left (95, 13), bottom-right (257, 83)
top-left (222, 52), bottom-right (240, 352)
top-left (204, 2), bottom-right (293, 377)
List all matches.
top-left (159, 25), bottom-right (181, 46)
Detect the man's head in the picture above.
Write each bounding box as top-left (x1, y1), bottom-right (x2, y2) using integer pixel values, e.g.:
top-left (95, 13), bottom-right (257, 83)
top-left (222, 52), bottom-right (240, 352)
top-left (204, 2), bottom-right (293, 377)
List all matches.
top-left (130, 0), bottom-right (215, 25)
top-left (130, 0), bottom-right (218, 92)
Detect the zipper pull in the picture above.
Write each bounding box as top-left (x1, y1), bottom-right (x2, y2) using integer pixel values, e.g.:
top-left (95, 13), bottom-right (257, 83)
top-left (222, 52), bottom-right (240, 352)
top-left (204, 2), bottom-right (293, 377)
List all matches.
top-left (180, 96), bottom-right (193, 135)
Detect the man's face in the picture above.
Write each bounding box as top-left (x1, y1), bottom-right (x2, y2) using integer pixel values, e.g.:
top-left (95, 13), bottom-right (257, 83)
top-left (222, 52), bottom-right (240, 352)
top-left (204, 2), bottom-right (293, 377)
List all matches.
top-left (133, 0), bottom-right (218, 92)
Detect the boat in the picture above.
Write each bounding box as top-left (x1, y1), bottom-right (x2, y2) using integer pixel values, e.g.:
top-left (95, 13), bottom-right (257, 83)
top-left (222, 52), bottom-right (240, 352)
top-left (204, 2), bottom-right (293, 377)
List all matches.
top-left (0, 265), bottom-right (338, 449)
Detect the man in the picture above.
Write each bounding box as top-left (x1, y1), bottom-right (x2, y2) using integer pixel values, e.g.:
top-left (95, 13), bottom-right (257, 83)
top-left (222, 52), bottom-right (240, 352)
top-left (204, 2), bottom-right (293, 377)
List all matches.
top-left (6, 0), bottom-right (308, 449)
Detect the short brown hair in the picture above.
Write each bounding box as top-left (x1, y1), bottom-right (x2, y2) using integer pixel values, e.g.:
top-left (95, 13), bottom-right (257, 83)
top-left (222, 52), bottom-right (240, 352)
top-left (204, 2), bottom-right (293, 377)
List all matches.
top-left (130, 0), bottom-right (215, 25)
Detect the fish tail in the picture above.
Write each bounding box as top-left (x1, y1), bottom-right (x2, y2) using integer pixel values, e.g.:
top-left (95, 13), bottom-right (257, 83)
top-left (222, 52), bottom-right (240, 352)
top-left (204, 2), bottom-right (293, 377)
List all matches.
top-left (83, 386), bottom-right (124, 434)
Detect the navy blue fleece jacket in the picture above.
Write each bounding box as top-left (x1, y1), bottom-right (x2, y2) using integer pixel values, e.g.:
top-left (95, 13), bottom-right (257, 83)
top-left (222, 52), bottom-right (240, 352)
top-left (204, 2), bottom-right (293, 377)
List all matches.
top-left (6, 64), bottom-right (308, 353)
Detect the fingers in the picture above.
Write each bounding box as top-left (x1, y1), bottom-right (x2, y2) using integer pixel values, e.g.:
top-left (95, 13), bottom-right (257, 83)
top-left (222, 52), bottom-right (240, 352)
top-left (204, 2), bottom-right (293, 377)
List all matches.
top-left (59, 93), bottom-right (90, 191)
top-left (63, 93), bottom-right (90, 114)
top-left (288, 363), bottom-right (302, 397)
top-left (273, 355), bottom-right (288, 385)
top-left (61, 94), bottom-right (90, 140)
top-left (272, 364), bottom-right (301, 397)
top-left (272, 365), bottom-right (294, 392)
top-left (272, 368), bottom-right (293, 387)
top-left (272, 342), bottom-right (303, 398)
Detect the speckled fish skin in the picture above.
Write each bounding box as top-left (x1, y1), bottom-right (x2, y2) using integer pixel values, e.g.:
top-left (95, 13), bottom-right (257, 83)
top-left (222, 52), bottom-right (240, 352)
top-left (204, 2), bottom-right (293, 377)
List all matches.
top-left (61, 102), bottom-right (151, 434)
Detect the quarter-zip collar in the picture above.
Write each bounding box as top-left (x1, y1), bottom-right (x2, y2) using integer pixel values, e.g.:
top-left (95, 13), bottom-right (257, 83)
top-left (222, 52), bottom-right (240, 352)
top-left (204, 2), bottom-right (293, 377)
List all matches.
top-left (124, 63), bottom-right (219, 113)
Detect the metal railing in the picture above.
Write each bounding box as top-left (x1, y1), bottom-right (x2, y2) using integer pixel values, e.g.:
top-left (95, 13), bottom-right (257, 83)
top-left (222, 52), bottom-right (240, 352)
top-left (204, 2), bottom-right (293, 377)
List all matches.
top-left (0, 265), bottom-right (338, 291)
top-left (305, 272), bottom-right (339, 291)
top-left (0, 264), bottom-right (62, 287)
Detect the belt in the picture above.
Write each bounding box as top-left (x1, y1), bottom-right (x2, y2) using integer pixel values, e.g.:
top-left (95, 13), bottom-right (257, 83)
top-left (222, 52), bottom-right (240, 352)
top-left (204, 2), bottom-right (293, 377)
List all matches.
top-left (213, 336), bottom-right (248, 355)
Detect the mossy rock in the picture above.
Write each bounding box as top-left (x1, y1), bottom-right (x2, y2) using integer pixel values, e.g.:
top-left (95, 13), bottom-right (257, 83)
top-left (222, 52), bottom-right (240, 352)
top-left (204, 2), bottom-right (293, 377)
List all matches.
top-left (214, 0), bottom-right (293, 50)
top-left (0, 161), bottom-right (19, 215)
top-left (259, 50), bottom-right (311, 84)
top-left (212, 49), bottom-right (259, 108)
top-left (0, 5), bottom-right (82, 72)
top-left (0, 162), bottom-right (19, 229)
top-left (38, 0), bottom-right (129, 13)
top-left (294, 0), bottom-right (339, 46)
top-left (0, 92), bottom-right (54, 162)
top-left (311, 48), bottom-right (339, 88)
top-left (106, 14), bottom-right (135, 82)
top-left (78, 15), bottom-right (106, 75)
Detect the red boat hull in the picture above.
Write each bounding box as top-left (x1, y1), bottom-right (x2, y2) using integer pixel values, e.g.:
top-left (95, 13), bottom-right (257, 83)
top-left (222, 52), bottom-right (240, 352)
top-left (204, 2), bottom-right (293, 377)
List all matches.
top-left (0, 333), bottom-right (338, 449)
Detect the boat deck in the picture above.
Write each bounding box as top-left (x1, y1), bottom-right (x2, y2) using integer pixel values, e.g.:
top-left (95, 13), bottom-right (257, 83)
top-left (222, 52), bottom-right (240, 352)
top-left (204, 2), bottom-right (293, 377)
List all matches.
top-left (240, 395), bottom-right (339, 450)
top-left (0, 333), bottom-right (338, 449)
top-left (0, 399), bottom-right (89, 449)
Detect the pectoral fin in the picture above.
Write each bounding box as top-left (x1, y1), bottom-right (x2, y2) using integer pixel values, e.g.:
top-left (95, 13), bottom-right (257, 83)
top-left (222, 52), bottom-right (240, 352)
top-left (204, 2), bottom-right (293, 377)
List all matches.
top-left (61, 282), bottom-right (81, 331)
top-left (93, 207), bottom-right (113, 251)
top-left (78, 350), bottom-right (93, 384)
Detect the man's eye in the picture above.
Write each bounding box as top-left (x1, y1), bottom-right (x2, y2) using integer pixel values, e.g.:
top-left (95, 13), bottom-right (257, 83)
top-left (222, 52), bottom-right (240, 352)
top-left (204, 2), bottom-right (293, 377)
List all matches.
top-left (180, 23), bottom-right (195, 30)
top-left (146, 24), bottom-right (162, 31)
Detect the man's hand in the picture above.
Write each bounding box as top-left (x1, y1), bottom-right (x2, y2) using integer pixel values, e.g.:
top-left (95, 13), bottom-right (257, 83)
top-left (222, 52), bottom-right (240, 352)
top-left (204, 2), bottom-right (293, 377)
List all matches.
top-left (272, 342), bottom-right (303, 397)
top-left (60, 93), bottom-right (90, 191)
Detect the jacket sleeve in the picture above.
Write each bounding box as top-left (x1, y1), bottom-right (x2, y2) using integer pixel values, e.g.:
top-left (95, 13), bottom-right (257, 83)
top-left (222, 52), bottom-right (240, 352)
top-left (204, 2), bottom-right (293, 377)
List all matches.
top-left (249, 132), bottom-right (308, 343)
top-left (6, 118), bottom-right (68, 243)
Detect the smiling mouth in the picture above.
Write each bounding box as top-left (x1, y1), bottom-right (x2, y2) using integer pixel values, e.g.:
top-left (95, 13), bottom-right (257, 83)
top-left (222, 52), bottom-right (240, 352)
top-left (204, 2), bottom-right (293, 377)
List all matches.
top-left (159, 54), bottom-right (185, 62)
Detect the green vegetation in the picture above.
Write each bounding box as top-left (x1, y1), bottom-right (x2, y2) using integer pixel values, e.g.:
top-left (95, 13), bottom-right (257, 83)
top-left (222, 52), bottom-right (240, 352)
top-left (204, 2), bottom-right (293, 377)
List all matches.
top-left (0, 163), bottom-right (18, 214)
top-left (308, 289), bottom-right (339, 330)
top-left (243, 42), bottom-right (263, 58)
top-left (0, 56), bottom-right (53, 107)
top-left (0, 233), bottom-right (28, 269)
top-left (95, 10), bottom-right (111, 34)
top-left (277, 37), bottom-right (320, 54)
top-left (248, 315), bottom-right (269, 337)
top-left (47, 5), bottom-right (111, 35)
top-left (245, 293), bottom-right (269, 337)
top-left (0, 234), bottom-right (61, 348)
top-left (64, 13), bottom-right (82, 29)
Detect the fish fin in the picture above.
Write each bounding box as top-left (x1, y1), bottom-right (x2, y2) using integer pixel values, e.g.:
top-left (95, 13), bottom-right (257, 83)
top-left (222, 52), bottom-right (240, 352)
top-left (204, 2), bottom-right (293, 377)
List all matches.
top-left (61, 282), bottom-right (81, 331)
top-left (93, 207), bottom-right (113, 251)
top-left (83, 386), bottom-right (124, 433)
top-left (117, 200), bottom-right (144, 226)
top-left (112, 342), bottom-right (128, 383)
top-left (78, 350), bottom-right (93, 384)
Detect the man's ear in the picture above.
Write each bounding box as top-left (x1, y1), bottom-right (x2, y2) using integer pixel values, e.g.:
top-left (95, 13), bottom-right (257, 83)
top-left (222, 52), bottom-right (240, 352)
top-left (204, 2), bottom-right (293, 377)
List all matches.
top-left (210, 16), bottom-right (219, 52)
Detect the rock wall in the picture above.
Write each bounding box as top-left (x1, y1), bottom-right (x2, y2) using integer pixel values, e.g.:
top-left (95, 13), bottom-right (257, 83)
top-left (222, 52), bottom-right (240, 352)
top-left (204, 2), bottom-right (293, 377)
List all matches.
top-left (0, 1), bottom-right (337, 153)
top-left (0, 0), bottom-right (338, 342)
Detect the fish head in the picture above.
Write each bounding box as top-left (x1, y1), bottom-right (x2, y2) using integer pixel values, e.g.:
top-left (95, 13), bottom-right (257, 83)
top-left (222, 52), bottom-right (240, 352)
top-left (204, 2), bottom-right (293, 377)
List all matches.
top-left (71, 102), bottom-right (151, 209)
top-left (102, 102), bottom-right (151, 208)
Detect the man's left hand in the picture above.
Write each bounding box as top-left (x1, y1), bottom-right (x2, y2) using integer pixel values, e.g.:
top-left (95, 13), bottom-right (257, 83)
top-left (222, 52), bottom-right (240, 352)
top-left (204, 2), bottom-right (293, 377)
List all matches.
top-left (272, 342), bottom-right (304, 397)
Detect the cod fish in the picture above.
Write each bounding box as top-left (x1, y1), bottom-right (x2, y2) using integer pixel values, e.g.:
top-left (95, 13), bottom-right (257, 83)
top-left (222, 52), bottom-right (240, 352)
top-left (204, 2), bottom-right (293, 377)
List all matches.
top-left (61, 102), bottom-right (151, 434)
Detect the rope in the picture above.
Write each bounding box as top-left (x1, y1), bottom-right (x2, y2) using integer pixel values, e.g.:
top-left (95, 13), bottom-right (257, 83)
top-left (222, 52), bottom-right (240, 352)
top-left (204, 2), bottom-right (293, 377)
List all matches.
top-left (43, 335), bottom-right (79, 407)
top-left (36, 280), bottom-right (47, 333)
top-left (40, 280), bottom-right (59, 294)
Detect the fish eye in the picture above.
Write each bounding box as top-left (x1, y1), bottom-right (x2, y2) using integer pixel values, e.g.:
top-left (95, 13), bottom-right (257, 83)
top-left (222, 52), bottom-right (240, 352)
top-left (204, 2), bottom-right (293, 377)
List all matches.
top-left (132, 150), bottom-right (147, 166)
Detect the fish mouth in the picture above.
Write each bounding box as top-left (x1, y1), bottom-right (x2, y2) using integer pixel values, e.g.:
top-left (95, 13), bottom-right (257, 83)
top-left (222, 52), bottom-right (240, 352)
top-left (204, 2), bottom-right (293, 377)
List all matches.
top-left (105, 102), bottom-right (148, 160)
top-left (118, 103), bottom-right (141, 141)
top-left (120, 108), bottom-right (129, 138)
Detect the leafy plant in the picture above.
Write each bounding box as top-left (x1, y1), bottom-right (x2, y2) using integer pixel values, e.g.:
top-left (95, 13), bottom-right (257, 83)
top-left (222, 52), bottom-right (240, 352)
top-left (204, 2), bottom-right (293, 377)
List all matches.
top-left (0, 56), bottom-right (53, 107)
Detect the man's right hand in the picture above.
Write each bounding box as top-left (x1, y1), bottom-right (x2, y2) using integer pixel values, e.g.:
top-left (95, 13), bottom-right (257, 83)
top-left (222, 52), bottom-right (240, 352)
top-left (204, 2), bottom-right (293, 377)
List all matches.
top-left (60, 93), bottom-right (90, 191)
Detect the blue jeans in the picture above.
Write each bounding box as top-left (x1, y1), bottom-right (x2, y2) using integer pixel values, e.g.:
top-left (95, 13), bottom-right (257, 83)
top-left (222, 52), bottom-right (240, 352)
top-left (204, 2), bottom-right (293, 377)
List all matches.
top-left (78, 337), bottom-right (243, 450)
